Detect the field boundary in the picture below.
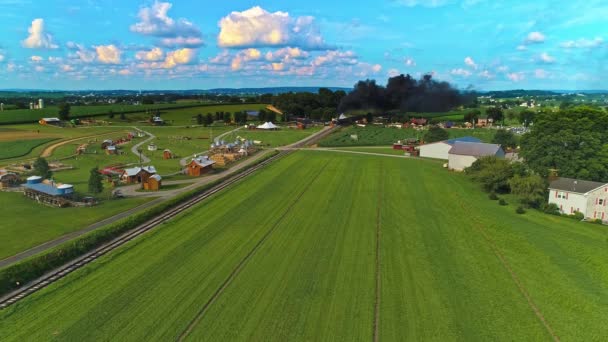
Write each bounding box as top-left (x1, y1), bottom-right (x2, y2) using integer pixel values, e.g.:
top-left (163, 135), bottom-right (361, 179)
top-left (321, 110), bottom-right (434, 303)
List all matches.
top-left (457, 198), bottom-right (560, 342)
top-left (373, 164), bottom-right (384, 342)
top-left (0, 137), bottom-right (59, 161)
top-left (177, 160), bottom-right (331, 341)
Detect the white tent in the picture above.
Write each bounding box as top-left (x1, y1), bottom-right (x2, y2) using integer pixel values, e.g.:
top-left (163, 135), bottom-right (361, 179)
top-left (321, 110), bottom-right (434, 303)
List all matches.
top-left (257, 122), bottom-right (279, 130)
top-left (338, 113), bottom-right (348, 120)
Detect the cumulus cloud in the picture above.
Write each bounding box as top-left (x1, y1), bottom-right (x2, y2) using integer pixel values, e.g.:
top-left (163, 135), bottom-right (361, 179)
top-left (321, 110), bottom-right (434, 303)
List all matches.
top-left (560, 37), bottom-right (604, 49)
top-left (67, 42), bottom-right (97, 63)
top-left (131, 1), bottom-right (203, 47)
top-left (163, 48), bottom-right (196, 68)
top-left (388, 68), bottom-right (400, 77)
top-left (271, 62), bottom-right (284, 71)
top-left (464, 56), bottom-right (477, 69)
top-left (313, 50), bottom-right (357, 67)
top-left (265, 47), bottom-right (309, 62)
top-left (507, 72), bottom-right (525, 82)
top-left (118, 69), bottom-right (132, 76)
top-left (231, 48), bottom-right (262, 71)
top-left (539, 52), bottom-right (555, 63)
top-left (96, 45), bottom-right (121, 64)
top-left (30, 55), bottom-right (43, 62)
top-left (516, 45), bottom-right (527, 51)
top-left (392, 0), bottom-right (451, 7)
top-left (372, 64), bottom-right (382, 72)
top-left (218, 6), bottom-right (327, 50)
top-left (22, 18), bottom-right (58, 49)
top-left (479, 70), bottom-right (494, 79)
top-left (450, 68), bottom-right (472, 77)
top-left (136, 47), bottom-right (164, 61)
top-left (61, 65), bottom-right (74, 72)
top-left (534, 69), bottom-right (548, 79)
top-left (524, 31), bottom-right (545, 44)
top-left (404, 57), bottom-right (416, 66)
top-left (0, 54), bottom-right (5, 63)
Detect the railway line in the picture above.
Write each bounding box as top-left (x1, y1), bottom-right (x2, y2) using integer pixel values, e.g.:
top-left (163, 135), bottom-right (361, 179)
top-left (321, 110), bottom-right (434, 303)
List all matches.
top-left (0, 125), bottom-right (337, 310)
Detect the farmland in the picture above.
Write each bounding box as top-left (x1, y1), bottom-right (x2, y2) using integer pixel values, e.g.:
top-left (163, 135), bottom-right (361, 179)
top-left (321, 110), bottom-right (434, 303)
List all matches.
top-left (0, 138), bottom-right (57, 160)
top-left (1, 151), bottom-right (606, 341)
top-left (319, 125), bottom-right (496, 147)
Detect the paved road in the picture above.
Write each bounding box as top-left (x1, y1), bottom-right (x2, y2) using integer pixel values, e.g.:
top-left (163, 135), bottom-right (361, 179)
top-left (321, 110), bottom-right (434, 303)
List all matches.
top-left (130, 128), bottom-right (155, 163)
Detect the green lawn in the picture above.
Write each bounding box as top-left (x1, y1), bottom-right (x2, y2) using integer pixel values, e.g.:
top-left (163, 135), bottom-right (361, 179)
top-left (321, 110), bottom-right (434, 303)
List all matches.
top-left (0, 138), bottom-right (57, 160)
top-left (1, 151), bottom-right (606, 340)
top-left (0, 192), bottom-right (152, 260)
top-left (330, 146), bottom-right (409, 156)
top-left (235, 126), bottom-right (323, 147)
top-left (319, 125), bottom-right (496, 147)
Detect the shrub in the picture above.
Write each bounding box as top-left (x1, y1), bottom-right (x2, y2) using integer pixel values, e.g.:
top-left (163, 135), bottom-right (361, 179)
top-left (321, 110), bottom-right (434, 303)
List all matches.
top-left (568, 211), bottom-right (585, 221)
top-left (541, 203), bottom-right (561, 216)
top-left (488, 193), bottom-right (499, 200)
top-left (498, 198), bottom-right (508, 206)
top-left (590, 219), bottom-right (604, 225)
top-left (516, 206), bottom-right (526, 214)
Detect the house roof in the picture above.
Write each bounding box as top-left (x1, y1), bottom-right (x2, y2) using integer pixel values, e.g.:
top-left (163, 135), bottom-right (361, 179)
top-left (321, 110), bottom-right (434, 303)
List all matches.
top-left (446, 136), bottom-right (482, 145)
top-left (0, 172), bottom-right (17, 180)
top-left (123, 166), bottom-right (156, 177)
top-left (190, 156), bottom-right (215, 168)
top-left (22, 182), bottom-right (72, 196)
top-left (449, 142), bottom-right (503, 157)
top-left (42, 118), bottom-right (60, 122)
top-left (549, 177), bottom-right (606, 194)
top-left (150, 174), bottom-right (162, 181)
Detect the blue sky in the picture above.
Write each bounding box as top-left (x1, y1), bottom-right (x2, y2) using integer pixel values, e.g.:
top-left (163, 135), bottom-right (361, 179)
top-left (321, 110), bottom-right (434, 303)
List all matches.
top-left (0, 0), bottom-right (606, 90)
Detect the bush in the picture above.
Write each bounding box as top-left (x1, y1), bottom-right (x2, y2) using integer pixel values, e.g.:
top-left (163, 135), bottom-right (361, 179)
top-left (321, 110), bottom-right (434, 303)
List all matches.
top-left (590, 219), bottom-right (604, 225)
top-left (516, 206), bottom-right (526, 214)
top-left (567, 211), bottom-right (585, 221)
top-left (498, 198), bottom-right (508, 206)
top-left (466, 156), bottom-right (514, 193)
top-left (488, 193), bottom-right (499, 200)
top-left (541, 203), bottom-right (561, 216)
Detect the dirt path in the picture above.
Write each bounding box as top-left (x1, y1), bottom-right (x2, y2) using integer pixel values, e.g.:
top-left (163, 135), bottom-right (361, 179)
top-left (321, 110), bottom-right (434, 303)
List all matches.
top-left (40, 132), bottom-right (123, 158)
top-left (177, 161), bottom-right (330, 341)
top-left (130, 128), bottom-right (155, 164)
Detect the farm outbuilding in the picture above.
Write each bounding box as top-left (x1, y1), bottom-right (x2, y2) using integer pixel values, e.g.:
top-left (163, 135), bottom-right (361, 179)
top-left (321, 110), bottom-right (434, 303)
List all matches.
top-left (143, 174), bottom-right (162, 191)
top-left (0, 171), bottom-right (19, 189)
top-left (163, 149), bottom-right (173, 159)
top-left (148, 143), bottom-right (158, 151)
top-left (447, 142), bottom-right (505, 171)
top-left (122, 166), bottom-right (157, 184)
top-left (187, 156), bottom-right (216, 177)
top-left (22, 176), bottom-right (75, 207)
top-left (419, 137), bottom-right (482, 160)
top-left (106, 145), bottom-right (117, 155)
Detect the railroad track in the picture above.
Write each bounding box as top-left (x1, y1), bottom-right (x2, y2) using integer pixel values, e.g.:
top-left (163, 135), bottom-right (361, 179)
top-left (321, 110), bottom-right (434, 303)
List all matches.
top-left (0, 150), bottom-right (290, 310)
top-left (0, 125), bottom-right (337, 310)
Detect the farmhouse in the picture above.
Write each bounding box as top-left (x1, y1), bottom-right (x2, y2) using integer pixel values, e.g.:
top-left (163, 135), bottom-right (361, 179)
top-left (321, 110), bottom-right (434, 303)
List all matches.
top-left (448, 142), bottom-right (504, 171)
top-left (187, 156), bottom-right (216, 177)
top-left (122, 166), bottom-right (157, 184)
top-left (418, 136), bottom-right (481, 160)
top-left (22, 176), bottom-right (74, 207)
top-left (548, 177), bottom-right (608, 221)
top-left (0, 171), bottom-right (19, 189)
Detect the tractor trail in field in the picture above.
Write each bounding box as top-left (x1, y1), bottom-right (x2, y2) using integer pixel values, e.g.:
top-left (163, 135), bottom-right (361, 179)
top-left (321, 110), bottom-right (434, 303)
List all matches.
top-left (456, 195), bottom-right (560, 342)
top-left (177, 160), bottom-right (331, 342)
top-left (373, 163), bottom-right (384, 342)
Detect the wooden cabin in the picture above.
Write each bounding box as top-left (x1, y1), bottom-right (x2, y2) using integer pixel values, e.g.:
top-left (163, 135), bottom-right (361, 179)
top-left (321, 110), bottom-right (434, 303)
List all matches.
top-left (187, 156), bottom-right (216, 177)
top-left (121, 166), bottom-right (157, 184)
top-left (163, 149), bottom-right (173, 160)
top-left (143, 174), bottom-right (162, 191)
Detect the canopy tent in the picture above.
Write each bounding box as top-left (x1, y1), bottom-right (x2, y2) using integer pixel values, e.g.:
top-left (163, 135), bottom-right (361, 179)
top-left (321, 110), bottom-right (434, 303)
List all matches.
top-left (338, 113), bottom-right (348, 120)
top-left (257, 122), bottom-right (279, 130)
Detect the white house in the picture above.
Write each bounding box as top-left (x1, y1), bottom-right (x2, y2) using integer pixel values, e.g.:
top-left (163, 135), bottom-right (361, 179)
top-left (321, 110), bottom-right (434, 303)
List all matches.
top-left (418, 137), bottom-right (481, 160)
top-left (548, 177), bottom-right (608, 221)
top-left (447, 142), bottom-right (505, 171)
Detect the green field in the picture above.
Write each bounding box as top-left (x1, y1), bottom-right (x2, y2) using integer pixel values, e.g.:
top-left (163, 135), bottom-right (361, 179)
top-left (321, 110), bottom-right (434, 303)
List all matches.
top-left (319, 125), bottom-right (496, 147)
top-left (0, 138), bottom-right (57, 160)
top-left (0, 192), bottom-right (152, 260)
top-left (330, 146), bottom-right (409, 156)
top-left (235, 126), bottom-right (323, 147)
top-left (1, 151), bottom-right (606, 341)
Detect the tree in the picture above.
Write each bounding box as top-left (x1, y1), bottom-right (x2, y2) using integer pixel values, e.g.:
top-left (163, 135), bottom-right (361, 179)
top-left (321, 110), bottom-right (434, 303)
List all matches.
top-left (33, 157), bottom-right (52, 179)
top-left (466, 156), bottom-right (514, 193)
top-left (108, 110), bottom-right (115, 119)
top-left (223, 113), bottom-right (232, 124)
top-left (520, 106), bottom-right (608, 181)
top-left (88, 167), bottom-right (104, 194)
top-left (486, 106), bottom-right (503, 124)
top-left (196, 113), bottom-right (204, 125)
top-left (423, 126), bottom-right (449, 143)
top-left (508, 174), bottom-right (546, 208)
top-left (492, 129), bottom-right (518, 149)
top-left (258, 109), bottom-right (267, 122)
top-left (120, 113), bottom-right (126, 120)
top-left (519, 110), bottom-right (535, 127)
top-left (58, 102), bottom-right (71, 120)
top-left (366, 112), bottom-right (373, 123)
top-left (205, 113), bottom-right (214, 126)
top-left (266, 111), bottom-right (277, 123)
top-left (464, 110), bottom-right (481, 123)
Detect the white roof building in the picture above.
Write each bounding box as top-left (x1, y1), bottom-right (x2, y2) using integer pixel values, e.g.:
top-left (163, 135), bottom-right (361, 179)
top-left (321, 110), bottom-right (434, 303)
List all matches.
top-left (257, 122), bottom-right (279, 130)
top-left (447, 142), bottom-right (505, 171)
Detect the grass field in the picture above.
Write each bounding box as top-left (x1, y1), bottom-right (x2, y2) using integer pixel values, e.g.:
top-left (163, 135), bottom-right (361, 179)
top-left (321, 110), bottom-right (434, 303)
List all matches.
top-left (319, 125), bottom-right (496, 147)
top-left (235, 126), bottom-right (323, 147)
top-left (0, 138), bottom-right (57, 160)
top-left (330, 146), bottom-right (409, 156)
top-left (0, 192), bottom-right (152, 260)
top-left (1, 151), bottom-right (607, 341)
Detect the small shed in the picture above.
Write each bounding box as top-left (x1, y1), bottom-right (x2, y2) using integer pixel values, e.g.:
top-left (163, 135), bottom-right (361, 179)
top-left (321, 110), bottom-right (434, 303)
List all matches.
top-left (144, 174), bottom-right (162, 191)
top-left (187, 156), bottom-right (216, 177)
top-left (106, 145), bottom-right (117, 155)
top-left (0, 171), bottom-right (19, 189)
top-left (163, 149), bottom-right (173, 160)
top-left (148, 143), bottom-right (158, 151)
top-left (122, 166), bottom-right (157, 184)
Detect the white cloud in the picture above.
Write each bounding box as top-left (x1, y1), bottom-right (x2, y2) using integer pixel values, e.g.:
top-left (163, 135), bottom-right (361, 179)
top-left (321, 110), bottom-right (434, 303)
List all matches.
top-left (22, 18), bottom-right (58, 49)
top-left (464, 56), bottom-right (477, 69)
top-left (516, 45), bottom-right (527, 51)
top-left (525, 31), bottom-right (545, 44)
top-left (534, 69), bottom-right (548, 79)
top-left (388, 68), bottom-right (400, 77)
top-left (136, 47), bottom-right (164, 61)
top-left (163, 48), bottom-right (196, 68)
top-left (507, 72), bottom-right (525, 82)
top-left (497, 65), bottom-right (509, 72)
top-left (30, 55), bottom-right (43, 62)
top-left (539, 52), bottom-right (555, 63)
top-left (560, 37), bottom-right (604, 49)
top-left (131, 1), bottom-right (203, 47)
top-left (61, 65), bottom-right (74, 72)
top-left (34, 65), bottom-right (45, 72)
top-left (393, 0), bottom-right (451, 7)
top-left (0, 54), bottom-right (5, 63)
top-left (67, 42), bottom-right (96, 63)
top-left (479, 70), bottom-right (494, 79)
top-left (231, 48), bottom-right (262, 71)
top-left (313, 50), bottom-right (357, 67)
top-left (404, 57), bottom-right (416, 66)
top-left (265, 47), bottom-right (309, 62)
top-left (209, 50), bottom-right (231, 65)
top-left (218, 6), bottom-right (327, 49)
top-left (96, 45), bottom-right (121, 64)
top-left (372, 64), bottom-right (382, 72)
top-left (450, 68), bottom-right (472, 77)
top-left (118, 69), bottom-right (132, 76)
top-left (271, 62), bottom-right (284, 71)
